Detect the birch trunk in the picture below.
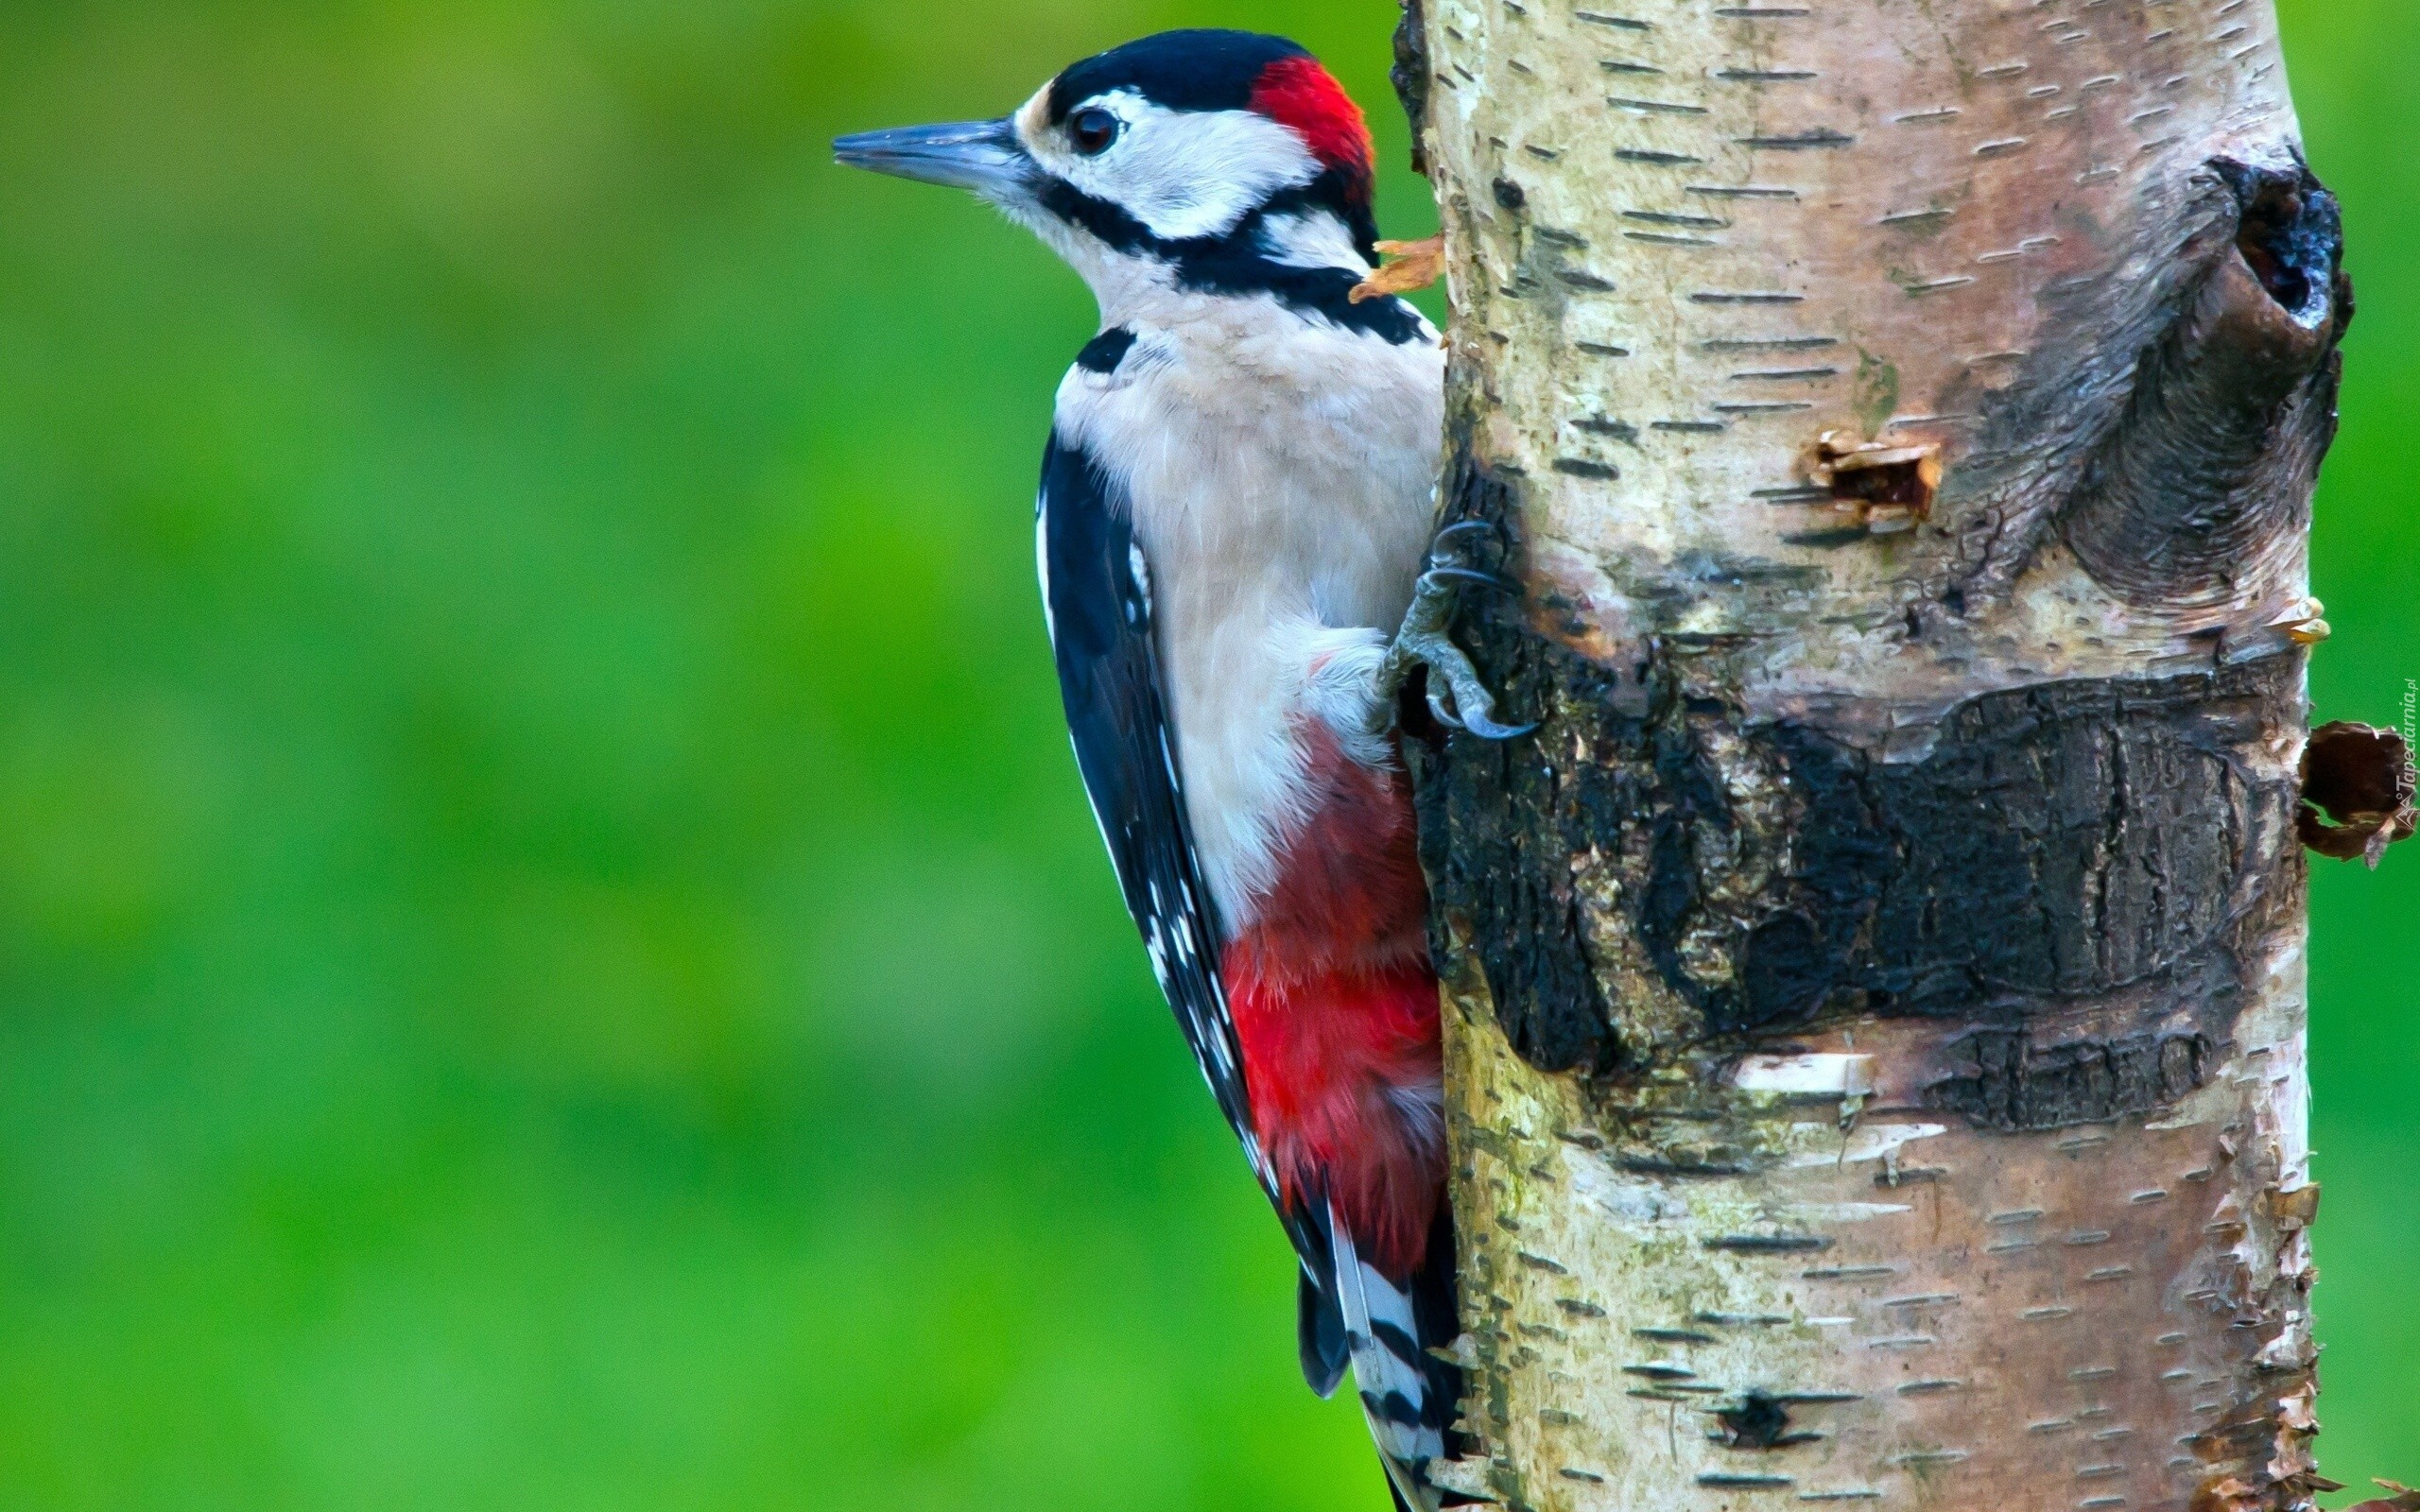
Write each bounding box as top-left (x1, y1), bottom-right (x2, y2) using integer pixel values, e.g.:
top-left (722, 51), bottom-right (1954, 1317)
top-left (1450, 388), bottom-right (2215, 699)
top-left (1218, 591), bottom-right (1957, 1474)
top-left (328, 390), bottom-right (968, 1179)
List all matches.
top-left (1392, 5), bottom-right (2350, 1511)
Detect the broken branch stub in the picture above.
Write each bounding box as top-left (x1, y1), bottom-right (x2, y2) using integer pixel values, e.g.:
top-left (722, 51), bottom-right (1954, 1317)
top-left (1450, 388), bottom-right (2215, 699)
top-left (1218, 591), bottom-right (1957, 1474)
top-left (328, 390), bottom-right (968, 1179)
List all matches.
top-left (1354, 236), bottom-right (1450, 304)
top-left (2347, 1482), bottom-right (2420, 1512)
top-left (2299, 721), bottom-right (2417, 868)
top-left (1397, 3), bottom-right (2343, 1510)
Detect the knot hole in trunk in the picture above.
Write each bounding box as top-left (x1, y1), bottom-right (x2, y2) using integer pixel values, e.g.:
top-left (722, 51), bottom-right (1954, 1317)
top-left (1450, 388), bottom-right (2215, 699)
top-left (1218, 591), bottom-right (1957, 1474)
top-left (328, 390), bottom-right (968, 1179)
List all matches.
top-left (2059, 152), bottom-right (2349, 612)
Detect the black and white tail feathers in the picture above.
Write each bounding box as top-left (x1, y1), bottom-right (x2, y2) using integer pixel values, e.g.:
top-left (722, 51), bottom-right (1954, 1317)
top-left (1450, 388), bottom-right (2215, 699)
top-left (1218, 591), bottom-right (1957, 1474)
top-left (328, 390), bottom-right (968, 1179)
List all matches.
top-left (1297, 1203), bottom-right (1468, 1510)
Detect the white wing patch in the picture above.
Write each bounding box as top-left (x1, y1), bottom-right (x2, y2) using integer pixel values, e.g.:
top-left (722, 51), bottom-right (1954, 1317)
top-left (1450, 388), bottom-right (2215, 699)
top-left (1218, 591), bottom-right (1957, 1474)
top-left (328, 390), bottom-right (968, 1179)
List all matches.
top-left (1128, 541), bottom-right (1152, 618)
top-left (1036, 423), bottom-right (1276, 1203)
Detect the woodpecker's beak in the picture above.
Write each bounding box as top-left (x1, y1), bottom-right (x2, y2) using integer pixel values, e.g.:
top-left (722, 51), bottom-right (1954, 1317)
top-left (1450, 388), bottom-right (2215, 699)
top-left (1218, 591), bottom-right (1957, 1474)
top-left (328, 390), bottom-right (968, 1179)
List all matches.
top-left (834, 118), bottom-right (1033, 200)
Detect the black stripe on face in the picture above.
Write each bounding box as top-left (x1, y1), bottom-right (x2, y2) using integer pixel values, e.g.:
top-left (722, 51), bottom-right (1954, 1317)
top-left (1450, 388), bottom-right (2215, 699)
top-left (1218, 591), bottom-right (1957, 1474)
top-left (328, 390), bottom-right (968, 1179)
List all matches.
top-left (1075, 327), bottom-right (1137, 373)
top-left (1035, 179), bottom-right (1424, 345)
top-left (1047, 29), bottom-right (1308, 123)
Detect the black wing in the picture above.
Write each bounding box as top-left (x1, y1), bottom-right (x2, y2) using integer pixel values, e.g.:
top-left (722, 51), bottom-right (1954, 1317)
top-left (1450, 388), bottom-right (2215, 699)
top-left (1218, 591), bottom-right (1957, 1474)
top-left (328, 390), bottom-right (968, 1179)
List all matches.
top-left (1037, 430), bottom-right (1262, 1177)
top-left (1037, 426), bottom-right (1344, 1375)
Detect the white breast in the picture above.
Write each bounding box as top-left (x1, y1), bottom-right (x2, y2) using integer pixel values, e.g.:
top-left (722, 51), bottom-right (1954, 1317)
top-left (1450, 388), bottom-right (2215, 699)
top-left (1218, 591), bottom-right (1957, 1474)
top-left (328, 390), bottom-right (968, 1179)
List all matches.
top-left (1055, 291), bottom-right (1446, 930)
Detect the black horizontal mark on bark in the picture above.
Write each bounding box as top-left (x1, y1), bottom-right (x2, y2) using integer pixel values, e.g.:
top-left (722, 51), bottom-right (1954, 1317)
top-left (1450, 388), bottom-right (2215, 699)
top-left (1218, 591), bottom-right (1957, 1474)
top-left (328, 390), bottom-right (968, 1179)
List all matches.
top-left (1705, 1234), bottom-right (1832, 1254)
top-left (1740, 129), bottom-right (1856, 148)
top-left (1927, 1030), bottom-right (2213, 1132)
top-left (1611, 100), bottom-right (1708, 119)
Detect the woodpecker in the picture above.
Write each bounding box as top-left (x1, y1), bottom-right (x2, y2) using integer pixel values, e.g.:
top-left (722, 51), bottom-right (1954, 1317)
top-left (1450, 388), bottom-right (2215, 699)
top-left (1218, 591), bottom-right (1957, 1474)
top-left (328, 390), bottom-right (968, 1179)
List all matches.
top-left (837, 31), bottom-right (1525, 1508)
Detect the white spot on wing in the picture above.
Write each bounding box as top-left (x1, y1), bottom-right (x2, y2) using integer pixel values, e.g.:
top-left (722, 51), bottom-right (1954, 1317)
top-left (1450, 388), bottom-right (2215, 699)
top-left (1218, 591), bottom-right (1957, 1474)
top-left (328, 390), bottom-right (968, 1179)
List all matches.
top-left (1128, 541), bottom-right (1152, 617)
top-left (1035, 494), bottom-right (1055, 642)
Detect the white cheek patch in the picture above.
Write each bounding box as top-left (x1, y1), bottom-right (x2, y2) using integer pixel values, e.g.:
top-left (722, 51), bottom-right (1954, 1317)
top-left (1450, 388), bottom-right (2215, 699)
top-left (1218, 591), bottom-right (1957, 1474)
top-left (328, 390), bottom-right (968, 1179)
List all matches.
top-left (1258, 209), bottom-right (1367, 271)
top-left (1021, 88), bottom-right (1323, 243)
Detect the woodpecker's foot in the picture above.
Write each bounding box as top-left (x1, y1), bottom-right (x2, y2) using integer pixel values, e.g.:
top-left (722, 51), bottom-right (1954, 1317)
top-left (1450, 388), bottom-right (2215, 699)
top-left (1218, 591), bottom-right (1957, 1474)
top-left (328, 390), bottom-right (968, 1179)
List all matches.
top-left (1381, 524), bottom-right (1535, 741)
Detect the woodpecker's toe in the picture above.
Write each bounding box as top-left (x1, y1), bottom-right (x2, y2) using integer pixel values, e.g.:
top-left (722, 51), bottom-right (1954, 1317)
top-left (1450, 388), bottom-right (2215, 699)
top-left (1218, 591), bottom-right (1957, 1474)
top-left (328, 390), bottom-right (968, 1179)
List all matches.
top-left (1421, 523), bottom-right (1523, 600)
top-left (1383, 564), bottom-right (1535, 742)
top-left (1426, 519), bottom-right (1501, 558)
top-left (1415, 642), bottom-right (1536, 740)
top-left (1421, 564), bottom-right (1522, 596)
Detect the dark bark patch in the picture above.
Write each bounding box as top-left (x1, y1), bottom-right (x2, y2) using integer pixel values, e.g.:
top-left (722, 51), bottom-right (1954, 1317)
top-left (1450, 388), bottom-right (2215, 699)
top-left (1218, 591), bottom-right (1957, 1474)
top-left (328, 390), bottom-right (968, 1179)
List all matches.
top-left (1410, 466), bottom-right (1616, 1075)
top-left (2214, 155), bottom-right (2345, 329)
top-left (1413, 458), bottom-right (2301, 1084)
top-left (1391, 0), bottom-right (1431, 177)
top-left (1925, 1030), bottom-right (2215, 1133)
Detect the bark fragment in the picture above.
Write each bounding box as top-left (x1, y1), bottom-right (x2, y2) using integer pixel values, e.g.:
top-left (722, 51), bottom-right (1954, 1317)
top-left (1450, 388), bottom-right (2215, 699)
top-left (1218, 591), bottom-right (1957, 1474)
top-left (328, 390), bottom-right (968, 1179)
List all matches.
top-left (1925, 1029), bottom-right (2215, 1133)
top-left (1809, 433), bottom-right (1941, 537)
top-left (1355, 236), bottom-right (1450, 304)
top-left (2298, 721), bottom-right (2416, 867)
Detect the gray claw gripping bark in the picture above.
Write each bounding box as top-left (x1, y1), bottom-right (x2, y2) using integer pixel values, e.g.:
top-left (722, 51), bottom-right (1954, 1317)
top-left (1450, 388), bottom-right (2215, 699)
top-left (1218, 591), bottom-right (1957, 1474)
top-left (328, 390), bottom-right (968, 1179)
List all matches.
top-left (1380, 531), bottom-right (1536, 743)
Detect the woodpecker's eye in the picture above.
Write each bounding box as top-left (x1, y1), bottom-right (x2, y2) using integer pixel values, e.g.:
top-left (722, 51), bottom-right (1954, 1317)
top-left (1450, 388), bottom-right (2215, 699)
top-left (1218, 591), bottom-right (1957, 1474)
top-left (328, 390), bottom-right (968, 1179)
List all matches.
top-left (1069, 107), bottom-right (1121, 157)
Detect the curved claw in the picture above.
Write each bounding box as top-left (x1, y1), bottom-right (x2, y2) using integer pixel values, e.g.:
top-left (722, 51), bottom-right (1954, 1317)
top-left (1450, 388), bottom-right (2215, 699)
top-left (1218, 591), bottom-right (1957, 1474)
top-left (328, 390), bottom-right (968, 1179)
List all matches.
top-left (1427, 519), bottom-right (1503, 560)
top-left (1409, 631), bottom-right (1539, 742)
top-left (1422, 564), bottom-right (1523, 596)
top-left (1427, 675), bottom-right (1540, 741)
top-left (1454, 701), bottom-right (1540, 742)
top-left (1426, 681), bottom-right (1467, 733)
top-left (1376, 536), bottom-right (1537, 744)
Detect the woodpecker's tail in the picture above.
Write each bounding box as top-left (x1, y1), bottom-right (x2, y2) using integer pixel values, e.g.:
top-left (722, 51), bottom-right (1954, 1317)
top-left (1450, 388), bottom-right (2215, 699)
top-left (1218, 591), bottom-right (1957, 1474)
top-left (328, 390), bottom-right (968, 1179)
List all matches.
top-left (1298, 1204), bottom-right (1465, 1510)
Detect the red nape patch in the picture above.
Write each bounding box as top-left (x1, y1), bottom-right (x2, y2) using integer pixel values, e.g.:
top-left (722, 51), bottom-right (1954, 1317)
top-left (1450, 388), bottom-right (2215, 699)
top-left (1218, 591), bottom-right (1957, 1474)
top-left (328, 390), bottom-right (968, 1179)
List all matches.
top-left (1249, 55), bottom-right (1375, 196)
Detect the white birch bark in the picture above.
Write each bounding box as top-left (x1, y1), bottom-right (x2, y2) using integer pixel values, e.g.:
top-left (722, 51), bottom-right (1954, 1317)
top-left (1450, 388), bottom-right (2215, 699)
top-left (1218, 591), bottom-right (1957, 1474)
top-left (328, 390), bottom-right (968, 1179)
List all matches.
top-left (1392, 5), bottom-right (2351, 1511)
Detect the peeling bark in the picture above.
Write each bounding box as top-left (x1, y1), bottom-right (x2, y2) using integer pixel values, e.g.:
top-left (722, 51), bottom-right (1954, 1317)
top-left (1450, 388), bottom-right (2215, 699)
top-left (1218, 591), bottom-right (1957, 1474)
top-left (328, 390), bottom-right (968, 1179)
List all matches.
top-left (1395, 4), bottom-right (2344, 1510)
top-left (2298, 722), bottom-right (2416, 867)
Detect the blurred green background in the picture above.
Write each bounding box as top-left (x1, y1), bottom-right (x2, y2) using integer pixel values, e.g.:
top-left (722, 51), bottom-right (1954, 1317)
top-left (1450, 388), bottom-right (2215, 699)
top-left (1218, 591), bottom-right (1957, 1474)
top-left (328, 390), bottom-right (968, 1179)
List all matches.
top-left (0, 1), bottom-right (2409, 1507)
